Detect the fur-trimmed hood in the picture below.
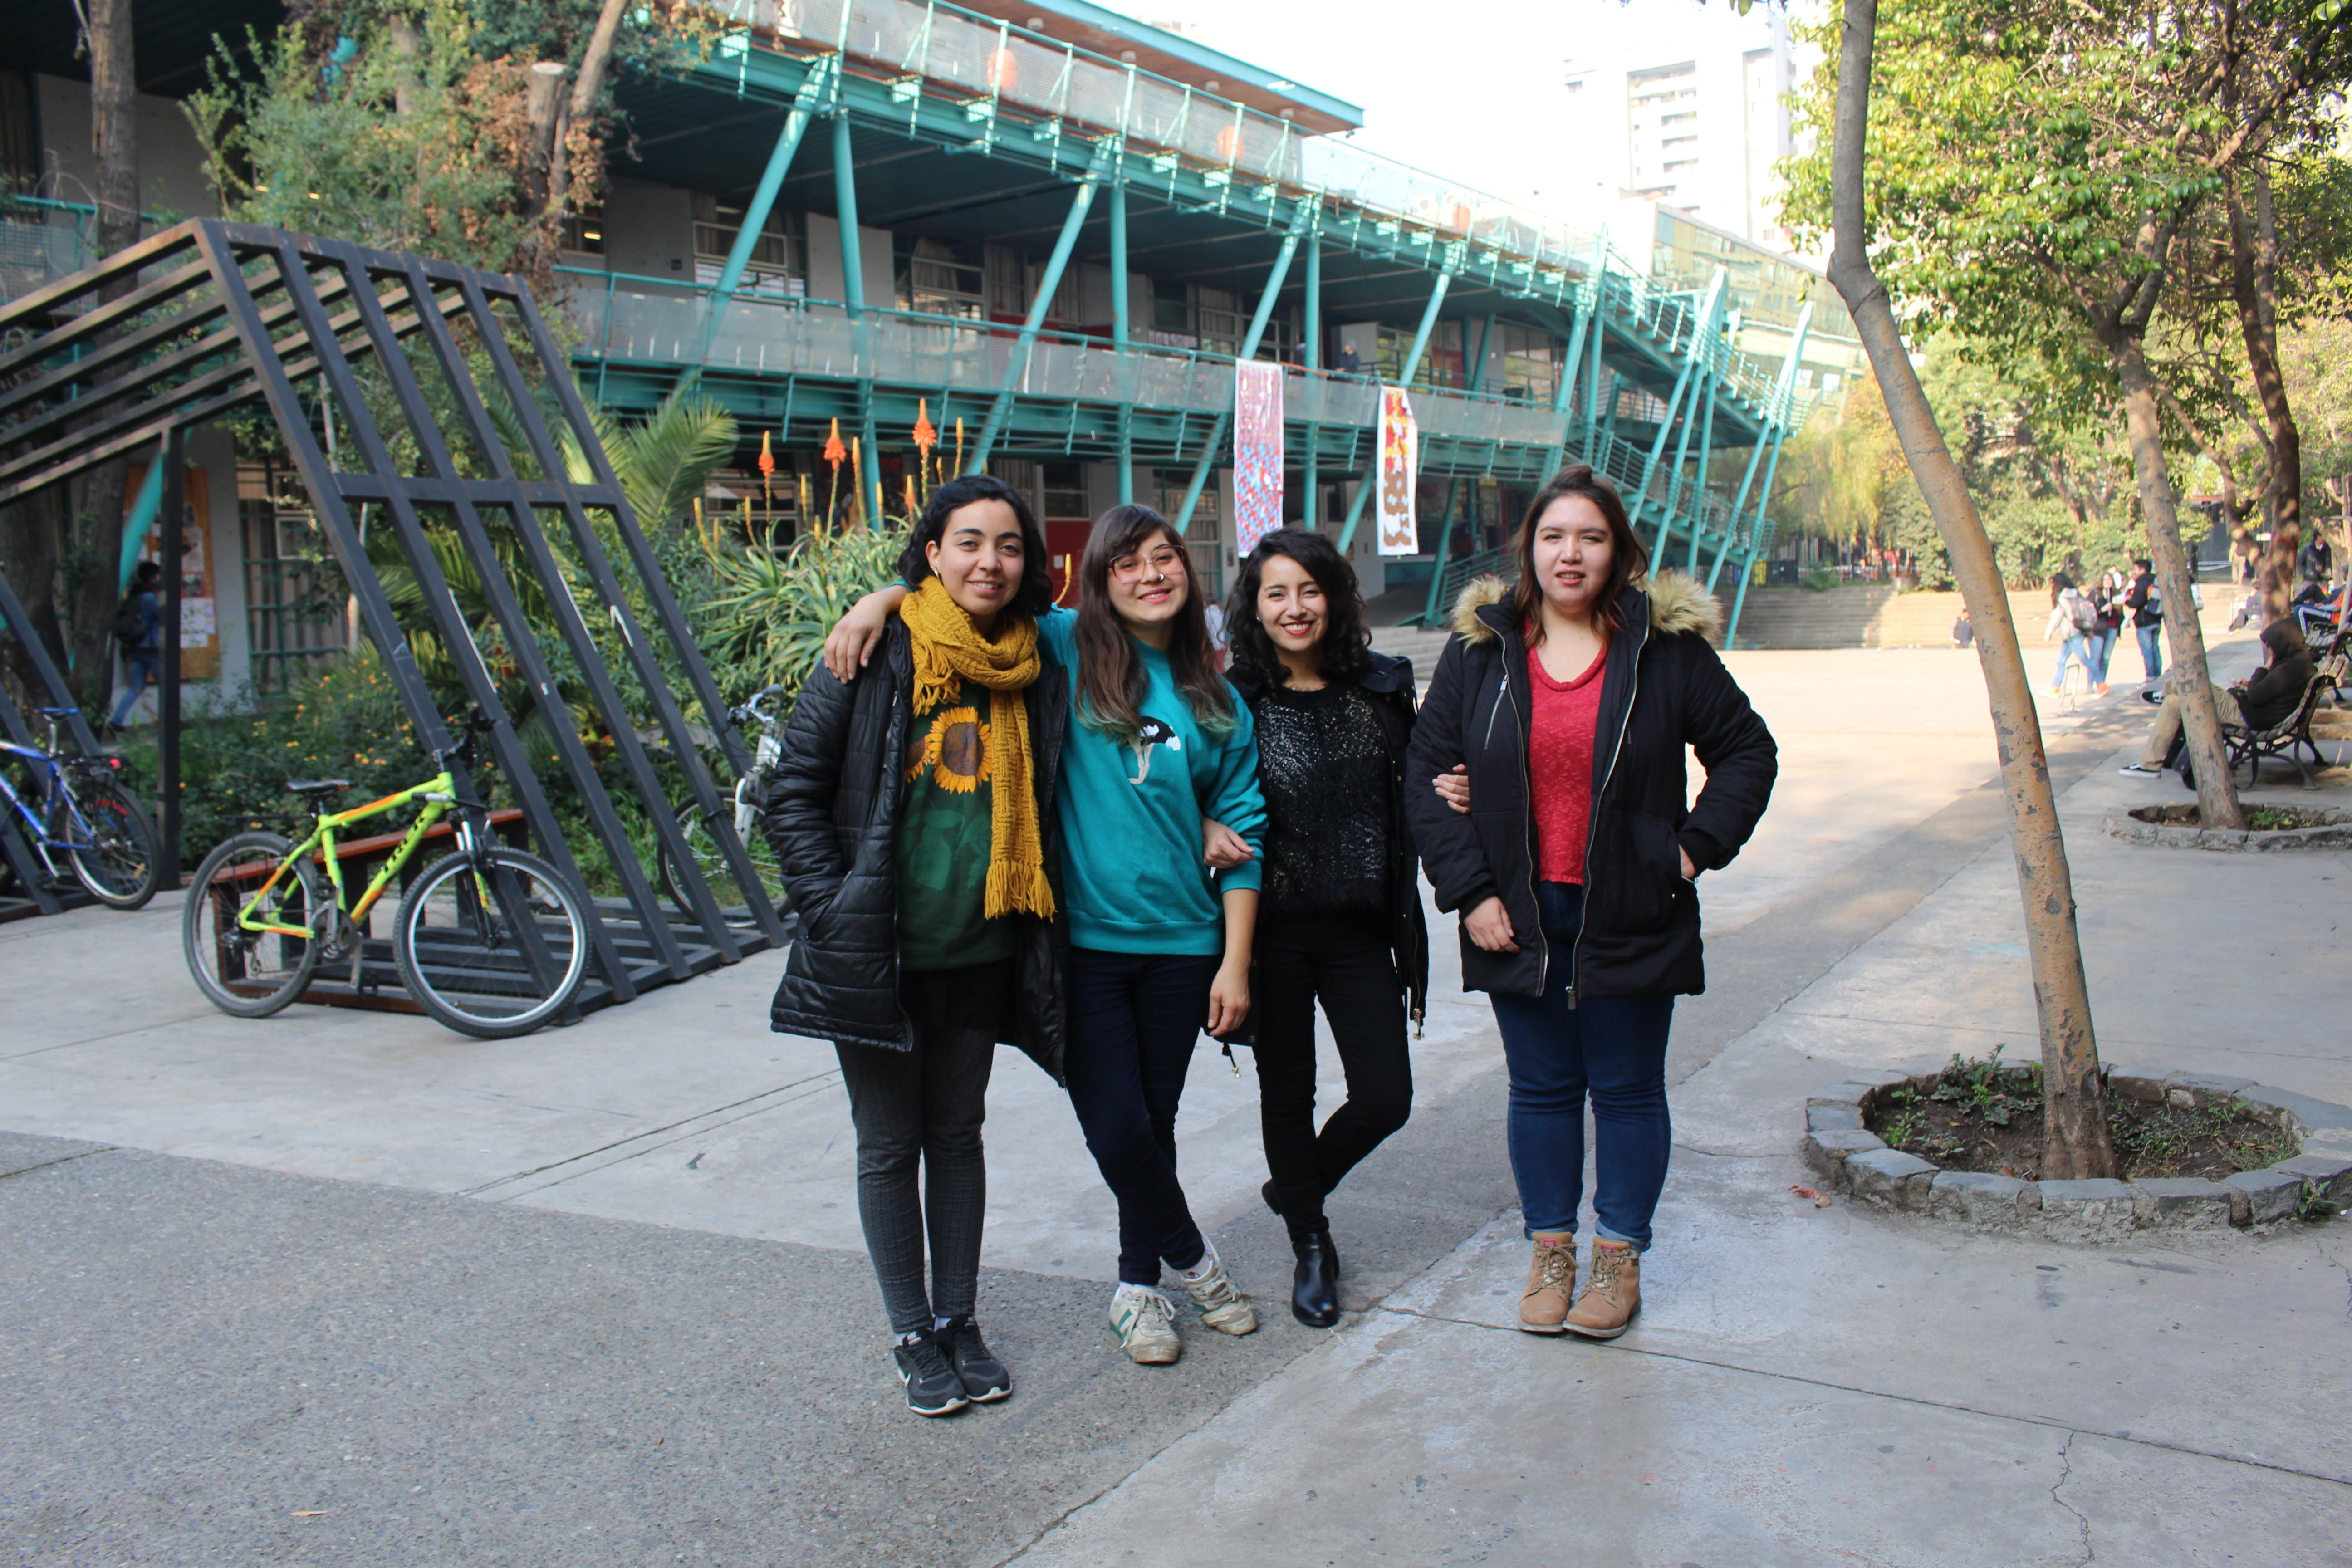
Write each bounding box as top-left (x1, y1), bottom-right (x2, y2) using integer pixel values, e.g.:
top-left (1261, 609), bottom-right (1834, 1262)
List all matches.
top-left (1448, 570), bottom-right (1725, 646)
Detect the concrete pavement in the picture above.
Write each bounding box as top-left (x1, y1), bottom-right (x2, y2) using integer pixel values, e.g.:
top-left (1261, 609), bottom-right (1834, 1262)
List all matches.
top-left (7, 629), bottom-right (2349, 1565)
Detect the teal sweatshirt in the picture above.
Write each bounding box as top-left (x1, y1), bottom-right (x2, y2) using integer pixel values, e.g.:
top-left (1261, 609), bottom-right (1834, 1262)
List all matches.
top-left (1039, 607), bottom-right (1265, 955)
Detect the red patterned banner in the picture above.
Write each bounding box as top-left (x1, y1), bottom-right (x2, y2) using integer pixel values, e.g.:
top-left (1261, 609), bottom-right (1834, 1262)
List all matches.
top-left (1376, 386), bottom-right (1419, 556)
top-left (1233, 360), bottom-right (1285, 558)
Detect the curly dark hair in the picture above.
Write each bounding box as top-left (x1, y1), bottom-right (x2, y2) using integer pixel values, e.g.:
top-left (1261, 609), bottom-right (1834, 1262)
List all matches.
top-left (894, 474), bottom-right (1056, 620)
top-left (1224, 527), bottom-right (1373, 690)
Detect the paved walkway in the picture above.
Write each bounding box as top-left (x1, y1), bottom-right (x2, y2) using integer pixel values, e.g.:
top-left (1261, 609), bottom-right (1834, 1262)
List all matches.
top-left (6, 628), bottom-right (2348, 1565)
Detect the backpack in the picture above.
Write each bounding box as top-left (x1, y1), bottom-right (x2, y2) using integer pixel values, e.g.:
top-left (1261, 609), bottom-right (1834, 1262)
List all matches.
top-left (2066, 590), bottom-right (2097, 633)
top-left (111, 592), bottom-right (147, 646)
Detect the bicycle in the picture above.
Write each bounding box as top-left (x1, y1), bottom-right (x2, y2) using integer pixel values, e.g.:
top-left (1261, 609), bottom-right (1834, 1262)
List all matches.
top-left (0, 707), bottom-right (160, 910)
top-left (655, 682), bottom-right (790, 917)
top-left (181, 714), bottom-right (591, 1039)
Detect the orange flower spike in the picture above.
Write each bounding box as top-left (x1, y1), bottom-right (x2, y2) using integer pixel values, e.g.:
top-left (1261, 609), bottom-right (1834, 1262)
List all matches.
top-left (911, 398), bottom-right (936, 455)
top-left (823, 418), bottom-right (846, 470)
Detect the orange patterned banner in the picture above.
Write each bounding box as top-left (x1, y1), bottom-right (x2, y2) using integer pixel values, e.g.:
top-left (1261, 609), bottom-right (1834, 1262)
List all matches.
top-left (1375, 387), bottom-right (1418, 557)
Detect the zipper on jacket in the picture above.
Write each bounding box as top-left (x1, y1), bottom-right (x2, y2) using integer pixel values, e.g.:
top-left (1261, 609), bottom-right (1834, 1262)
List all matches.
top-left (1498, 651), bottom-right (1548, 1001)
top-left (1568, 630), bottom-right (1643, 1009)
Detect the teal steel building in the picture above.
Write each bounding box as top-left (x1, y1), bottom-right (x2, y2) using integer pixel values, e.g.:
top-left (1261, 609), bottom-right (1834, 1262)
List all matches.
top-left (2, 0), bottom-right (1812, 676)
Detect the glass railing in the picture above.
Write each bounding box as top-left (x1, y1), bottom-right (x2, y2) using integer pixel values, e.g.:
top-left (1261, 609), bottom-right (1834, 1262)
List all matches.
top-left (563, 268), bottom-right (1576, 446)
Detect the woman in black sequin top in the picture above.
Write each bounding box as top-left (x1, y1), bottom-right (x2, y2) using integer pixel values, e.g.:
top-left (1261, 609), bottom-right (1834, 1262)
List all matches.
top-left (1213, 529), bottom-right (1428, 1328)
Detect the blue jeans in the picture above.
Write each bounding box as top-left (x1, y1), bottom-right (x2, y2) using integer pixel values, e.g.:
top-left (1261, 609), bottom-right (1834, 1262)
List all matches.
top-left (110, 652), bottom-right (159, 726)
top-left (2088, 629), bottom-right (2115, 681)
top-left (2136, 623), bottom-right (2164, 681)
top-left (1488, 882), bottom-right (1676, 1251)
top-left (2052, 635), bottom-right (2094, 690)
top-left (1063, 947), bottom-right (1220, 1284)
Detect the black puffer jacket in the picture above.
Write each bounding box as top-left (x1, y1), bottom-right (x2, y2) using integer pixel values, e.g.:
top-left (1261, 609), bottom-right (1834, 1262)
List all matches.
top-left (763, 619), bottom-right (1069, 1077)
top-left (1404, 572), bottom-right (1776, 1001)
top-left (1231, 649), bottom-right (1431, 1029)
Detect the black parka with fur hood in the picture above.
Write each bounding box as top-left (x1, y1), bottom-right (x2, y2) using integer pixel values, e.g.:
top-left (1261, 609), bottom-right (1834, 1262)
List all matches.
top-left (1403, 571), bottom-right (1776, 1001)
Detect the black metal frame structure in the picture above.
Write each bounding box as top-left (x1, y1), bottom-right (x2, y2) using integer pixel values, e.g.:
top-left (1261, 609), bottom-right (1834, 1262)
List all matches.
top-left (0, 219), bottom-right (785, 1003)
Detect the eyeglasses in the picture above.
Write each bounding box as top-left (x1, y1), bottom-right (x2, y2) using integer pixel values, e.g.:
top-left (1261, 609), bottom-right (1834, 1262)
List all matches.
top-left (1109, 545), bottom-right (1185, 582)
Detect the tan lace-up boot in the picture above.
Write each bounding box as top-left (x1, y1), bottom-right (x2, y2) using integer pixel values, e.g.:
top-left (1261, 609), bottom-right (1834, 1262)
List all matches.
top-left (1562, 1240), bottom-right (1641, 1339)
top-left (1518, 1237), bottom-right (1576, 1333)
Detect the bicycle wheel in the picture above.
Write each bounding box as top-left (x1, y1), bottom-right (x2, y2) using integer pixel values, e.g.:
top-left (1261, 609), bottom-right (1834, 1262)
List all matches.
top-left (182, 831), bottom-right (328, 1018)
top-left (657, 794), bottom-right (786, 916)
top-left (63, 780), bottom-right (160, 909)
top-left (393, 847), bottom-right (589, 1039)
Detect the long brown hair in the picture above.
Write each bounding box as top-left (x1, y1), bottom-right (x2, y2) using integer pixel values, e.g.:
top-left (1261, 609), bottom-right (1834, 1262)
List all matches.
top-left (1073, 504), bottom-right (1235, 740)
top-left (1509, 463), bottom-right (1648, 644)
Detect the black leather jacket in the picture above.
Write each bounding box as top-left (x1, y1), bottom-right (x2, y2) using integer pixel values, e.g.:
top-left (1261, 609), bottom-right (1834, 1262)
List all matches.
top-left (762, 620), bottom-right (1070, 1078)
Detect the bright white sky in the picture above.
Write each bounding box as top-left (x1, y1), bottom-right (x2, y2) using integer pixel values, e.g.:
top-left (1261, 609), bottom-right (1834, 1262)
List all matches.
top-left (1103, 0), bottom-right (1780, 216)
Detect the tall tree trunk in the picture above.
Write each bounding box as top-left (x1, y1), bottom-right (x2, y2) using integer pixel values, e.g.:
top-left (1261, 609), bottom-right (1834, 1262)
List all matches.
top-left (2110, 337), bottom-right (2244, 828)
top-left (0, 486), bottom-right (68, 710)
top-left (1824, 0), bottom-right (2114, 1179)
top-left (2228, 168), bottom-right (2304, 620)
top-left (70, 0), bottom-right (139, 712)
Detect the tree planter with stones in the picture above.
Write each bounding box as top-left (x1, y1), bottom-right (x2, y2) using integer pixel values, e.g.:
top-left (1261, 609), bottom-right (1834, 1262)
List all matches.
top-left (2105, 804), bottom-right (2352, 852)
top-left (1800, 1067), bottom-right (2352, 1242)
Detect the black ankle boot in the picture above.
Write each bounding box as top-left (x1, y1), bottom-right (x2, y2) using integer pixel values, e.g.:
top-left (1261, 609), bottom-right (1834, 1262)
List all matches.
top-left (1290, 1230), bottom-right (1340, 1328)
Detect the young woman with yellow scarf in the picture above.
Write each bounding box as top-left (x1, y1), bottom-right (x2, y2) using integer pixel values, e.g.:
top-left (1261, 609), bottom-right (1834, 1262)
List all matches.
top-left (765, 474), bottom-right (1068, 1418)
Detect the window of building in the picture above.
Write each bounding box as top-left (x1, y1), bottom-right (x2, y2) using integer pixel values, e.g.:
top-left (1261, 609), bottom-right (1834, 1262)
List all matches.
top-left (1041, 461), bottom-right (1088, 519)
top-left (986, 246), bottom-right (1026, 317)
top-left (1497, 323), bottom-right (1561, 404)
top-left (239, 461), bottom-right (349, 694)
top-left (1193, 285), bottom-right (1244, 357)
top-left (0, 71), bottom-right (39, 195)
top-left (692, 192), bottom-right (805, 299)
top-left (706, 466), bottom-right (802, 550)
top-left (560, 202), bottom-right (606, 256)
top-left (900, 235), bottom-right (985, 320)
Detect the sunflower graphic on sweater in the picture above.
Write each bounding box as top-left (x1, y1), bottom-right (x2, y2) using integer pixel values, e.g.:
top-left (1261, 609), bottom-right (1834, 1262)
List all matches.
top-left (906, 705), bottom-right (993, 791)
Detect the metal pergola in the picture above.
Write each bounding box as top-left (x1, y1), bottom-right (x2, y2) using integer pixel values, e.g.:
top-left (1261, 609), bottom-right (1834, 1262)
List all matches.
top-left (0, 218), bottom-right (785, 1007)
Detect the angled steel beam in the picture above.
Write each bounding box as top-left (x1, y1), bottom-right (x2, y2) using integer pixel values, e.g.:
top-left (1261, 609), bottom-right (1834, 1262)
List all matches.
top-left (1628, 269), bottom-right (1724, 545)
top-left (1171, 197), bottom-right (1315, 537)
top-left (1303, 227), bottom-right (1320, 527)
top-left (1543, 228), bottom-right (1606, 483)
top-left (969, 164), bottom-right (1105, 475)
top-left (831, 109), bottom-right (887, 525)
top-left (1710, 304), bottom-right (1812, 594)
top-left (1337, 266), bottom-right (1453, 554)
top-left (1111, 179), bottom-right (1133, 505)
top-left (1719, 310), bottom-right (1812, 646)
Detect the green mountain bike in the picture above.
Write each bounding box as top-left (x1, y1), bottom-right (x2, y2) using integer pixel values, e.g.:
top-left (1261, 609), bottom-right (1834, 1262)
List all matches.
top-left (181, 715), bottom-right (590, 1039)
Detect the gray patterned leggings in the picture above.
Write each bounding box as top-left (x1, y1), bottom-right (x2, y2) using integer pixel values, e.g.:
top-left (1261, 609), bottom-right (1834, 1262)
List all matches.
top-left (833, 961), bottom-right (1009, 1337)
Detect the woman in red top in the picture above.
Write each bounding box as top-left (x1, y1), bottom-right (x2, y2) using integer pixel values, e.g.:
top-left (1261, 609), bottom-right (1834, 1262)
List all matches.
top-left (1406, 466), bottom-right (1775, 1340)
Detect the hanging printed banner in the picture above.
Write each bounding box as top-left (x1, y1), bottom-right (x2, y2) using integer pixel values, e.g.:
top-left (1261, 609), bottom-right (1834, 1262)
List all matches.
top-left (1232, 359), bottom-right (1286, 557)
top-left (1376, 386), bottom-right (1419, 556)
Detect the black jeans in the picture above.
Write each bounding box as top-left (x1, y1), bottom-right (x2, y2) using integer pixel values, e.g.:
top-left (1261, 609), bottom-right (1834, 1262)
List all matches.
top-left (1253, 916), bottom-right (1412, 1235)
top-left (1063, 946), bottom-right (1220, 1285)
top-left (833, 960), bottom-right (1011, 1337)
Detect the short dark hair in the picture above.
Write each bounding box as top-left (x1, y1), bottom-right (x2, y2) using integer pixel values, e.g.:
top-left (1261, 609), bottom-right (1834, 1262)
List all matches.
top-left (895, 474), bottom-right (1055, 620)
top-left (1225, 528), bottom-right (1372, 689)
top-left (1508, 464), bottom-right (1648, 641)
top-left (132, 560), bottom-right (162, 586)
top-left (2134, 557), bottom-right (2153, 571)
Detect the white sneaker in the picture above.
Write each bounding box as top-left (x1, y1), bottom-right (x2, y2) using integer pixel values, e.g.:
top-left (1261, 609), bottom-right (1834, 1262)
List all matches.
top-left (2118, 763), bottom-right (2162, 776)
top-left (1109, 1284), bottom-right (1181, 1365)
top-left (1179, 1254), bottom-right (1259, 1336)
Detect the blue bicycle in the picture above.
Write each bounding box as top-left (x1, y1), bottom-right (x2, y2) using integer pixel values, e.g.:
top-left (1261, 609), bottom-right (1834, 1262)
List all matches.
top-left (0, 708), bottom-right (161, 910)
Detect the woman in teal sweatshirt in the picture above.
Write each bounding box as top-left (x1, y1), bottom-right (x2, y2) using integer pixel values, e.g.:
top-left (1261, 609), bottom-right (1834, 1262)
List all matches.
top-left (824, 504), bottom-right (1269, 1368)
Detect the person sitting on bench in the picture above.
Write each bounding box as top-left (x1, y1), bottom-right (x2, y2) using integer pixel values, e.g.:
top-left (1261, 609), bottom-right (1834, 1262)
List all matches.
top-left (2119, 618), bottom-right (2313, 777)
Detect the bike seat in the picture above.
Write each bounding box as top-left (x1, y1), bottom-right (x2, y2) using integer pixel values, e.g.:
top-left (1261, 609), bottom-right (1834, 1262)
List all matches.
top-left (284, 778), bottom-right (354, 798)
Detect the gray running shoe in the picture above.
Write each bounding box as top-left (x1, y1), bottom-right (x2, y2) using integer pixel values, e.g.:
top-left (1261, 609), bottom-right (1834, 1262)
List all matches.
top-left (1108, 1284), bottom-right (1181, 1365)
top-left (1180, 1254), bottom-right (1259, 1336)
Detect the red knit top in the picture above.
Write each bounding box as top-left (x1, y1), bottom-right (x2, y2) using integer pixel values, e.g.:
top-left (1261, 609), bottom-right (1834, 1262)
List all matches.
top-left (1528, 640), bottom-right (1608, 885)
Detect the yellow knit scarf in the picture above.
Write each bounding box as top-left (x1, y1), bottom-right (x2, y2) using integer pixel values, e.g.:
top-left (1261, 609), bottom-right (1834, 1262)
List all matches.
top-left (899, 577), bottom-right (1054, 920)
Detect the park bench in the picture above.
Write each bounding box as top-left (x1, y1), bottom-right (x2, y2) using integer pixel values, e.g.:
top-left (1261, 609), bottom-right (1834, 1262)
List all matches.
top-left (2225, 672), bottom-right (2338, 788)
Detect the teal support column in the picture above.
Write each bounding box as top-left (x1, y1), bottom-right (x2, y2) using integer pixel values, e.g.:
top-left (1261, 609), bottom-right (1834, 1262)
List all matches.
top-left (831, 111), bottom-right (884, 525)
top-left (1630, 269), bottom-right (1724, 545)
top-left (1715, 311), bottom-right (1812, 644)
top-left (118, 457), bottom-right (164, 592)
top-left (1710, 304), bottom-right (1810, 593)
top-left (1171, 200), bottom-right (1314, 537)
top-left (1111, 181), bottom-right (1133, 505)
top-left (1337, 267), bottom-right (1453, 554)
top-left (685, 55), bottom-right (833, 385)
top-left (1471, 311), bottom-right (1495, 395)
top-left (1544, 230), bottom-right (1605, 482)
top-left (970, 168), bottom-right (1104, 474)
top-left (1579, 228), bottom-right (1609, 450)
top-left (1415, 475), bottom-right (1465, 626)
top-left (1303, 231), bottom-right (1320, 528)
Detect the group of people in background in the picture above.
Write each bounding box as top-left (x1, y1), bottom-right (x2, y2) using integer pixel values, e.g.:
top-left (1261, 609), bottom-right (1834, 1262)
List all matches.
top-left (764, 464), bottom-right (1776, 1417)
top-left (2045, 555), bottom-right (2168, 696)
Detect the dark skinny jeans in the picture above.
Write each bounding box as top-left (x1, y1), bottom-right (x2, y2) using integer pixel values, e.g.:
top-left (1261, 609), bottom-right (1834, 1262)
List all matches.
top-left (1062, 946), bottom-right (1220, 1285)
top-left (1254, 916), bottom-right (1412, 1236)
top-left (833, 960), bottom-right (1010, 1337)
top-left (1487, 882), bottom-right (1676, 1251)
